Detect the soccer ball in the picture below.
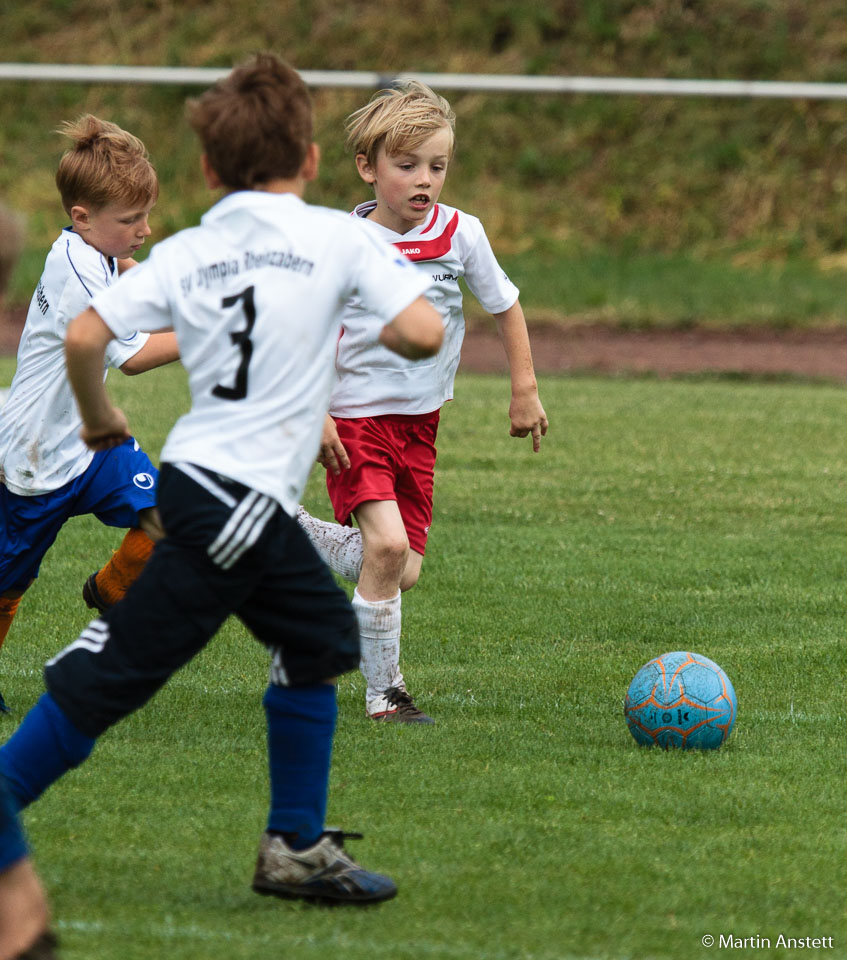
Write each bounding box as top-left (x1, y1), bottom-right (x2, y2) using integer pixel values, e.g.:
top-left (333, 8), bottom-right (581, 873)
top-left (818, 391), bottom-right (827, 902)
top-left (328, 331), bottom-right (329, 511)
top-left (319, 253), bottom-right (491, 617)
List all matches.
top-left (624, 651), bottom-right (737, 750)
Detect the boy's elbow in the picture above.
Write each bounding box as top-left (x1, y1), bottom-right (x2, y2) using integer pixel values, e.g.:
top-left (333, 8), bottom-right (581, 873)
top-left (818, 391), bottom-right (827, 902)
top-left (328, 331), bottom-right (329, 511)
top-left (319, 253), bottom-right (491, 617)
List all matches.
top-left (65, 307), bottom-right (114, 361)
top-left (117, 358), bottom-right (143, 376)
top-left (403, 301), bottom-right (444, 358)
top-left (396, 319), bottom-right (443, 360)
top-left (64, 324), bottom-right (84, 358)
top-left (413, 319), bottom-right (444, 358)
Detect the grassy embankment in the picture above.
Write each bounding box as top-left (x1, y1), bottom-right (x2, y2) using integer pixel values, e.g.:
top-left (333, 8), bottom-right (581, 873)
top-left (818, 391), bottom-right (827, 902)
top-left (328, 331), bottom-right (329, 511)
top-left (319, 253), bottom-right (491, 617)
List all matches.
top-left (4, 3), bottom-right (847, 327)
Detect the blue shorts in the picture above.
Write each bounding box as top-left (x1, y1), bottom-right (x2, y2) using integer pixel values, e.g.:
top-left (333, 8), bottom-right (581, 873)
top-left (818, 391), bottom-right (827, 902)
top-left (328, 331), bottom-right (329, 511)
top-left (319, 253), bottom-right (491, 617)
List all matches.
top-left (0, 775), bottom-right (27, 871)
top-left (0, 438), bottom-right (158, 592)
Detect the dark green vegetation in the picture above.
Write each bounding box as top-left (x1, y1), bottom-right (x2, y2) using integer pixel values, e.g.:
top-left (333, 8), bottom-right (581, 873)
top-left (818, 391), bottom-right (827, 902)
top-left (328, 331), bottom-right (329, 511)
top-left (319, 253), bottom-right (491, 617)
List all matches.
top-left (4, 1), bottom-right (847, 325)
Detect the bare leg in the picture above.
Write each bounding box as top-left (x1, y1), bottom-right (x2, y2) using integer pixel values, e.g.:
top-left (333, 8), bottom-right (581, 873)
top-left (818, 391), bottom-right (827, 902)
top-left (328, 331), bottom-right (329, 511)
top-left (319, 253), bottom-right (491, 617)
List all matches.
top-left (137, 505), bottom-right (165, 542)
top-left (0, 858), bottom-right (50, 960)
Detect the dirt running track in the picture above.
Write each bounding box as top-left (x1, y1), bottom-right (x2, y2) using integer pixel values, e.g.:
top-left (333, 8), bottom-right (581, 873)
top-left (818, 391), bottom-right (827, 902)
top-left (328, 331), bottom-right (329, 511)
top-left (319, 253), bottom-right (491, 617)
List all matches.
top-left (5, 308), bottom-right (847, 381)
top-left (456, 322), bottom-right (847, 381)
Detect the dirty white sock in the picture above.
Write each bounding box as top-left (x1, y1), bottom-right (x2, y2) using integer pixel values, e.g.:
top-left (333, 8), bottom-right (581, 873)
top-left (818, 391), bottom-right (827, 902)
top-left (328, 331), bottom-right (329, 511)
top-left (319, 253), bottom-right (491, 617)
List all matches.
top-left (297, 506), bottom-right (363, 582)
top-left (352, 588), bottom-right (404, 708)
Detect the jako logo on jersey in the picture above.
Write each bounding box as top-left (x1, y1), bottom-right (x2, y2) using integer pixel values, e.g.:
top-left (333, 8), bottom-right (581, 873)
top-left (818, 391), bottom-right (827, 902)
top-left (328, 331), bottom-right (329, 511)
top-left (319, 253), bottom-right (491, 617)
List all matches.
top-left (392, 211), bottom-right (460, 262)
top-left (133, 473), bottom-right (155, 490)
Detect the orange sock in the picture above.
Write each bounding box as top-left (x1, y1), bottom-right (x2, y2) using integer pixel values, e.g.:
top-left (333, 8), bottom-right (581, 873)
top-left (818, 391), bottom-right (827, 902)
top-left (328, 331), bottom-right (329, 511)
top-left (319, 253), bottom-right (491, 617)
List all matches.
top-left (0, 595), bottom-right (22, 651)
top-left (93, 528), bottom-right (156, 607)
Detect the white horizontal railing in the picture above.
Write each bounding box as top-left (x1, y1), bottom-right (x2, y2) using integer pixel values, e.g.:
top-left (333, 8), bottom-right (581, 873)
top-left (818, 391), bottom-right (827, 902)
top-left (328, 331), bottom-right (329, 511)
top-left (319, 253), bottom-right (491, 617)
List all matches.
top-left (2, 62), bottom-right (847, 99)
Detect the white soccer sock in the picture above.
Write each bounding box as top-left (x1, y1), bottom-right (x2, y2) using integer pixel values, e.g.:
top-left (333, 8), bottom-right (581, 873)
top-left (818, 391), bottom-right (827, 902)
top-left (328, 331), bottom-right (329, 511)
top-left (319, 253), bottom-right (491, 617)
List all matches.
top-left (352, 588), bottom-right (404, 705)
top-left (296, 506), bottom-right (363, 582)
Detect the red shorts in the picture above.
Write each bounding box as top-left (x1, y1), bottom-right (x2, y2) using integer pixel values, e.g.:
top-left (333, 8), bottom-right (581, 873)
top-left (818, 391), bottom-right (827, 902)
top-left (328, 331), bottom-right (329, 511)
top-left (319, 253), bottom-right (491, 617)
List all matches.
top-left (326, 411), bottom-right (440, 555)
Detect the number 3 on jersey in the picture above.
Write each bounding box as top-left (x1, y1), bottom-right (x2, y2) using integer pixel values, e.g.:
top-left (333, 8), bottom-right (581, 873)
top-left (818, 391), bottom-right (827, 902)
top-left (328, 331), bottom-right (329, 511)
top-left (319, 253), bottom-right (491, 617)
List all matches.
top-left (212, 285), bottom-right (255, 401)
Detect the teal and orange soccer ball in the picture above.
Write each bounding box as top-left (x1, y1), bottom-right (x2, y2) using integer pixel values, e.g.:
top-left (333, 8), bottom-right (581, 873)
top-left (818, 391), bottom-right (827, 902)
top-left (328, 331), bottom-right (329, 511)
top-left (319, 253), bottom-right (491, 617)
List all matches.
top-left (624, 651), bottom-right (737, 750)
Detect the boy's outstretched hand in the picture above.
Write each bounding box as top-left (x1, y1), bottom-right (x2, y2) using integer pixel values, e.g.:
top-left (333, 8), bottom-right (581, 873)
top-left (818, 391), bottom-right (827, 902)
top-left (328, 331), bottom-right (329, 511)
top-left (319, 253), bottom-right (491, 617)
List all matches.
top-left (509, 392), bottom-right (548, 453)
top-left (493, 302), bottom-right (548, 453)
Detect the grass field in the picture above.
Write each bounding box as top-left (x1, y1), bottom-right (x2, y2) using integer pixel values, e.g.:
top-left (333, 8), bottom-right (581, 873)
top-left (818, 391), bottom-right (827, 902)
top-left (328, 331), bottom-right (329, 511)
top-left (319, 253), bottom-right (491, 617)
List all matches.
top-left (1, 358), bottom-right (845, 959)
top-left (494, 250), bottom-right (847, 331)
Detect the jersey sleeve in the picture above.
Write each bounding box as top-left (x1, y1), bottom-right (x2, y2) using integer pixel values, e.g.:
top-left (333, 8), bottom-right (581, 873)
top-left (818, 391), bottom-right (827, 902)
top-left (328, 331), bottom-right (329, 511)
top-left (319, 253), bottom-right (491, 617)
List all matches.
top-left (54, 242), bottom-right (113, 330)
top-left (57, 240), bottom-right (151, 369)
top-left (104, 328), bottom-right (151, 370)
top-left (347, 226), bottom-right (434, 322)
top-left (90, 253), bottom-right (175, 345)
top-left (461, 219), bottom-right (520, 315)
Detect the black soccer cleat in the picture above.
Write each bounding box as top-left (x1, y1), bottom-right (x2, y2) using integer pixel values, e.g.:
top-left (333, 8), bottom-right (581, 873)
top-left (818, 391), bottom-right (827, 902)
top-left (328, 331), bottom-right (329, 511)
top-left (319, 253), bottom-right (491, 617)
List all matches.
top-left (81, 571), bottom-right (111, 614)
top-left (367, 686), bottom-right (435, 724)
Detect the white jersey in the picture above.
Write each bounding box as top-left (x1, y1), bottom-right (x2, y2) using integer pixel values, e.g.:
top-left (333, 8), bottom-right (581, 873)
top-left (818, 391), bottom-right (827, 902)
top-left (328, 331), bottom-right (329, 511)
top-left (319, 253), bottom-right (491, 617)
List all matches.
top-left (0, 229), bottom-right (149, 495)
top-left (330, 201), bottom-right (519, 418)
top-left (91, 190), bottom-right (432, 515)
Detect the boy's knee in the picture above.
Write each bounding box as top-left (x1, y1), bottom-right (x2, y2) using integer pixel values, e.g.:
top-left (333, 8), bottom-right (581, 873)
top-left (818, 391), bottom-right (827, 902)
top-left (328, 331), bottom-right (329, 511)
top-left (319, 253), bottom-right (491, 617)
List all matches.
top-left (365, 532), bottom-right (409, 573)
top-left (137, 507), bottom-right (165, 542)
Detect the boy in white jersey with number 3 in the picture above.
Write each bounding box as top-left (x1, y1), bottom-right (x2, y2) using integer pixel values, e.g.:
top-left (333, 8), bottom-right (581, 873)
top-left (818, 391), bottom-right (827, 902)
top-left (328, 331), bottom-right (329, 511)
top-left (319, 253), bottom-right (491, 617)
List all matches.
top-left (0, 54), bottom-right (442, 905)
top-left (298, 82), bottom-right (548, 723)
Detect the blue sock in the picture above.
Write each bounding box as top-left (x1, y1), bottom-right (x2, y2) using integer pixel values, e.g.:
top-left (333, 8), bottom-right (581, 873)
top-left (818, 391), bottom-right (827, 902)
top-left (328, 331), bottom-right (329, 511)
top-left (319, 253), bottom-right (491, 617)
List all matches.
top-left (0, 776), bottom-right (28, 871)
top-left (0, 692), bottom-right (96, 810)
top-left (263, 683), bottom-right (337, 850)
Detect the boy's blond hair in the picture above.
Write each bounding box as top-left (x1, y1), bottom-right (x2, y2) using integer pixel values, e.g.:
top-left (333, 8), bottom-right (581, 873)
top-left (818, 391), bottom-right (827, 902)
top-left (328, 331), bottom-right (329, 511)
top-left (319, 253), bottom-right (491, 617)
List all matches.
top-left (55, 115), bottom-right (158, 215)
top-left (0, 203), bottom-right (23, 299)
top-left (345, 80), bottom-right (456, 165)
top-left (186, 53), bottom-right (313, 190)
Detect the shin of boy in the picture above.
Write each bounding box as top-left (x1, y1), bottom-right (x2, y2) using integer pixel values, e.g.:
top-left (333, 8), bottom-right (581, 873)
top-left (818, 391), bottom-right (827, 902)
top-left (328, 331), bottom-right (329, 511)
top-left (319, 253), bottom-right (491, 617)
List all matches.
top-left (0, 116), bottom-right (180, 712)
top-left (0, 783), bottom-right (56, 960)
top-left (0, 207), bottom-right (59, 960)
top-left (0, 54), bottom-right (442, 906)
top-left (298, 81), bottom-right (548, 724)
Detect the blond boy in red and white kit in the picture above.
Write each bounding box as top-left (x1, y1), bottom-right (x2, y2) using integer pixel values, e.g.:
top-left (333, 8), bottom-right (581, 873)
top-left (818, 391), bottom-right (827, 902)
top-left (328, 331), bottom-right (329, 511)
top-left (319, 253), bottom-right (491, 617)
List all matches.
top-left (299, 81), bottom-right (548, 723)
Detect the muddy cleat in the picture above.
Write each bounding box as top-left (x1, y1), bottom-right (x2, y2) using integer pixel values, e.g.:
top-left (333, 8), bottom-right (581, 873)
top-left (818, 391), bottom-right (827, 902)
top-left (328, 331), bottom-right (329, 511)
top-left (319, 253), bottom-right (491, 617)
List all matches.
top-left (367, 686), bottom-right (435, 724)
top-left (82, 571), bottom-right (110, 614)
top-left (252, 829), bottom-right (397, 904)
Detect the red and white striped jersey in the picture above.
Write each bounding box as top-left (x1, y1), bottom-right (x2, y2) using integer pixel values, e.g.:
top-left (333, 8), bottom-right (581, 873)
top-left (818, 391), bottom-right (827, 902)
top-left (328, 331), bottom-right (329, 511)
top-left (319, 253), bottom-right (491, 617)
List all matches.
top-left (330, 201), bottom-right (519, 418)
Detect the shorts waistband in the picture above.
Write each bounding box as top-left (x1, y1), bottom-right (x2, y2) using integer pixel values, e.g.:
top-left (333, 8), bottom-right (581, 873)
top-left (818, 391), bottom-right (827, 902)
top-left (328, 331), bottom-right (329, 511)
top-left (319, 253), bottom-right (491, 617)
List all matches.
top-left (334, 409), bottom-right (440, 426)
